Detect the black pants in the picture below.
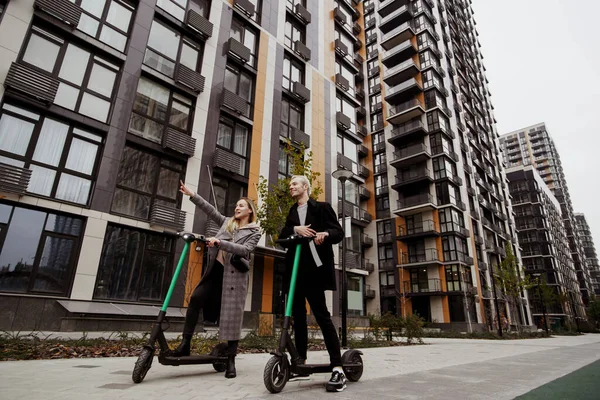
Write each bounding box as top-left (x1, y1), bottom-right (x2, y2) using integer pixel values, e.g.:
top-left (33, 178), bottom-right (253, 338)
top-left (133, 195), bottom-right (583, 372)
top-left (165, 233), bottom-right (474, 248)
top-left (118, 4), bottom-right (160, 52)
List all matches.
top-left (183, 261), bottom-right (224, 336)
top-left (292, 283), bottom-right (342, 366)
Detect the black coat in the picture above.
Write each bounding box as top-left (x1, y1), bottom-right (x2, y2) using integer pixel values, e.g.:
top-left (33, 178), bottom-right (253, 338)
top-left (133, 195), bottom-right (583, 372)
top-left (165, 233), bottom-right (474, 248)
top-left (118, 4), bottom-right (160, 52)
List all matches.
top-left (279, 198), bottom-right (344, 291)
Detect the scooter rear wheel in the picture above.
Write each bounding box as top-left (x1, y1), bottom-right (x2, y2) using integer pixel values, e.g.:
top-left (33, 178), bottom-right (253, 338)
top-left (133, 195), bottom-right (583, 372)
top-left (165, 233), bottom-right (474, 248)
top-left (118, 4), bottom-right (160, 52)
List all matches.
top-left (132, 347), bottom-right (154, 383)
top-left (211, 342), bottom-right (229, 372)
top-left (263, 355), bottom-right (289, 393)
top-left (341, 350), bottom-right (363, 382)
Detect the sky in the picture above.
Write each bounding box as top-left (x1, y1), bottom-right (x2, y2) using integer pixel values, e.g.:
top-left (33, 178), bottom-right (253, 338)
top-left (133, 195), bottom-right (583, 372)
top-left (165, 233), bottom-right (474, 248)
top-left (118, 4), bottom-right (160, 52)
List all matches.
top-left (471, 0), bottom-right (600, 249)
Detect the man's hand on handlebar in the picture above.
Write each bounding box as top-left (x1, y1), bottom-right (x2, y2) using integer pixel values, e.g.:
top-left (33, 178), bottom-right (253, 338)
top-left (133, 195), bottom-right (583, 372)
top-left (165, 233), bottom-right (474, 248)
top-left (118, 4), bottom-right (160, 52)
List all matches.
top-left (294, 224), bottom-right (316, 237)
top-left (314, 232), bottom-right (329, 245)
top-left (207, 237), bottom-right (221, 247)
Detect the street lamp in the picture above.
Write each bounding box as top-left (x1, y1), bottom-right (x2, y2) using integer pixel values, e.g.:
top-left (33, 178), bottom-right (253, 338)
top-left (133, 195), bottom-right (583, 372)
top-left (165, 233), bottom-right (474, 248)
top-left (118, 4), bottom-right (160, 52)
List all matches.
top-left (532, 273), bottom-right (550, 335)
top-left (332, 167), bottom-right (354, 348)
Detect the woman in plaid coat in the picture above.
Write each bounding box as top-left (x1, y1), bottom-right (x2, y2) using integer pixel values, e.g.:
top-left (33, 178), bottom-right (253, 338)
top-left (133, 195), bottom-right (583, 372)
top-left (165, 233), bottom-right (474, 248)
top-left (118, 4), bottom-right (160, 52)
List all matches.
top-left (174, 181), bottom-right (261, 379)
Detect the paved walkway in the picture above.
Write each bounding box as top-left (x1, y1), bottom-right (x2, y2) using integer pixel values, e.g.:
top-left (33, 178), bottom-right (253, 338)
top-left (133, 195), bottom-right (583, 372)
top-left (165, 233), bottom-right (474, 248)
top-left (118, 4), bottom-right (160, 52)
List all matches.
top-left (1, 335), bottom-right (599, 399)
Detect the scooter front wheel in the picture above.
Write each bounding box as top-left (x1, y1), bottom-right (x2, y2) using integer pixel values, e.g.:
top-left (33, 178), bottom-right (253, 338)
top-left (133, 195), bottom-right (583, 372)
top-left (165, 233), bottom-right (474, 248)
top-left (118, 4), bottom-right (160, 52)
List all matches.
top-left (132, 347), bottom-right (154, 383)
top-left (263, 355), bottom-right (289, 393)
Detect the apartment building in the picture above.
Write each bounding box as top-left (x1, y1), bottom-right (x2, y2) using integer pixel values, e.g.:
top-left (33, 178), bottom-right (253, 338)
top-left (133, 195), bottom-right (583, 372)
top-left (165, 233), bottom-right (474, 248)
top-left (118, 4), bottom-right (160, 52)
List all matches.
top-left (0, 0), bottom-right (381, 331)
top-left (499, 123), bottom-right (594, 306)
top-left (575, 214), bottom-right (600, 297)
top-left (506, 166), bottom-right (584, 328)
top-left (362, 0), bottom-right (532, 331)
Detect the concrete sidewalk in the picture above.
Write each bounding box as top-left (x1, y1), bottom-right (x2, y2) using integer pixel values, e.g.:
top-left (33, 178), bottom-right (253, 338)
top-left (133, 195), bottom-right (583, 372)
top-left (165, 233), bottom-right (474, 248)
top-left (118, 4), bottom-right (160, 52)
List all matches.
top-left (1, 335), bottom-right (599, 399)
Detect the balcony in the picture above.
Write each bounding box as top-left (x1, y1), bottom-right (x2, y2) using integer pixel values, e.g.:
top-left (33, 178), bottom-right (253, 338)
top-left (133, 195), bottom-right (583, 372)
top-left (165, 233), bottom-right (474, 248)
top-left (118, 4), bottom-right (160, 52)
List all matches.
top-left (5, 62), bottom-right (59, 104)
top-left (174, 64), bottom-right (205, 93)
top-left (336, 112), bottom-right (351, 130)
top-left (390, 143), bottom-right (430, 168)
top-left (163, 128), bottom-right (196, 157)
top-left (365, 285), bottom-right (376, 298)
top-left (385, 78), bottom-right (423, 105)
top-left (403, 279), bottom-right (443, 295)
top-left (361, 233), bottom-right (374, 248)
top-left (401, 248), bottom-right (442, 266)
top-left (292, 81), bottom-right (311, 103)
top-left (186, 9), bottom-right (213, 39)
top-left (379, 260), bottom-right (396, 272)
top-left (222, 89), bottom-right (247, 115)
top-left (380, 5), bottom-right (414, 34)
top-left (294, 40), bottom-right (311, 61)
top-left (397, 220), bottom-right (440, 240)
top-left (394, 193), bottom-right (438, 216)
top-left (213, 148), bottom-right (244, 175)
top-left (0, 163), bottom-right (32, 196)
top-left (334, 38), bottom-right (349, 57)
top-left (358, 144), bottom-right (368, 158)
top-left (338, 200), bottom-right (373, 227)
top-left (388, 120), bottom-right (429, 145)
top-left (353, 22), bottom-right (361, 35)
top-left (387, 98), bottom-right (425, 125)
top-left (478, 262), bottom-right (488, 272)
top-left (381, 21), bottom-right (415, 50)
top-left (443, 252), bottom-right (474, 265)
top-left (227, 37), bottom-right (251, 64)
top-left (233, 0), bottom-right (255, 18)
top-left (290, 128), bottom-right (310, 148)
top-left (34, 0), bottom-right (82, 27)
top-left (384, 59), bottom-right (420, 87)
top-left (292, 3), bottom-right (311, 24)
top-left (358, 164), bottom-right (370, 178)
top-left (392, 168), bottom-right (433, 189)
top-left (441, 223), bottom-right (470, 238)
top-left (334, 7), bottom-right (347, 25)
top-left (382, 39), bottom-right (418, 67)
top-left (150, 203), bottom-right (186, 232)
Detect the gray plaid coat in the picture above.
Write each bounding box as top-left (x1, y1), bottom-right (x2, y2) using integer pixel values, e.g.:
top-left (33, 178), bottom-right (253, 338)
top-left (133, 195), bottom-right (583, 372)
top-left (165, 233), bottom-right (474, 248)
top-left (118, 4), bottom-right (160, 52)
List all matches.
top-left (190, 194), bottom-right (261, 340)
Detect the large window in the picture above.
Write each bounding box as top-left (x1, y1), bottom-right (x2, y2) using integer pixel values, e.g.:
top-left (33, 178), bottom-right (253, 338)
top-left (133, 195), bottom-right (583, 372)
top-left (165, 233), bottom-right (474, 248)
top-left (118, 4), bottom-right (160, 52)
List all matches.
top-left (281, 98), bottom-right (304, 139)
top-left (224, 64), bottom-right (255, 118)
top-left (111, 146), bottom-right (184, 219)
top-left (442, 236), bottom-right (469, 263)
top-left (129, 77), bottom-right (193, 144)
top-left (337, 134), bottom-right (358, 163)
top-left (0, 104), bottom-right (102, 205)
top-left (435, 182), bottom-right (462, 207)
top-left (94, 224), bottom-right (174, 302)
top-left (0, 203), bottom-right (83, 295)
top-left (144, 19), bottom-right (203, 78)
top-left (336, 62), bottom-right (356, 96)
top-left (231, 17), bottom-right (258, 67)
top-left (278, 144), bottom-right (292, 180)
top-left (216, 116), bottom-right (250, 176)
top-left (432, 157), bottom-right (457, 180)
top-left (336, 95), bottom-right (357, 131)
top-left (338, 179), bottom-right (359, 205)
top-left (283, 55), bottom-right (304, 91)
top-left (73, 0), bottom-right (134, 52)
top-left (212, 174), bottom-right (245, 217)
top-left (20, 26), bottom-right (119, 122)
top-left (284, 16), bottom-right (305, 50)
top-left (156, 0), bottom-right (210, 21)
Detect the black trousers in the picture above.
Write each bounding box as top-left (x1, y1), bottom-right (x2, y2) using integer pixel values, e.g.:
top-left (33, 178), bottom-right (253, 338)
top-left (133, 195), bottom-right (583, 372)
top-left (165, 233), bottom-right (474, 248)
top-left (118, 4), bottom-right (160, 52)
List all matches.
top-left (292, 283), bottom-right (342, 366)
top-left (183, 261), bottom-right (223, 336)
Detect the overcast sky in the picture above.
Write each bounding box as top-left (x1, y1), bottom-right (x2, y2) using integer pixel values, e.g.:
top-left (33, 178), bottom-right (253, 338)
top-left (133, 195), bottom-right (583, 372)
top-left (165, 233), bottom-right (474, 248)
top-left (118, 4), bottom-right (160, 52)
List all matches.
top-left (472, 0), bottom-right (600, 249)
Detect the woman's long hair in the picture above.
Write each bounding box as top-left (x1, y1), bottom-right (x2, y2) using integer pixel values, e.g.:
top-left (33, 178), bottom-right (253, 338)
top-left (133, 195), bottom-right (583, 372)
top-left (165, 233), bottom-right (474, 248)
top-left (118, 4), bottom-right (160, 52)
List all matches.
top-left (225, 197), bottom-right (258, 234)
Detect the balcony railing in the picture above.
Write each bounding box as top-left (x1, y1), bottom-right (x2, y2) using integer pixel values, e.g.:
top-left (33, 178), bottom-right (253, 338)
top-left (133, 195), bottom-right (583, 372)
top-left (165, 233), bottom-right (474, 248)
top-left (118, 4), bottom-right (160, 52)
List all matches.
top-left (398, 219), bottom-right (439, 237)
top-left (401, 248), bottom-right (441, 265)
top-left (0, 163), bottom-right (32, 196)
top-left (150, 203), bottom-right (186, 232)
top-left (34, 0), bottom-right (82, 27)
top-left (396, 193), bottom-right (437, 210)
top-left (403, 278), bottom-right (442, 294)
top-left (163, 128), bottom-right (196, 157)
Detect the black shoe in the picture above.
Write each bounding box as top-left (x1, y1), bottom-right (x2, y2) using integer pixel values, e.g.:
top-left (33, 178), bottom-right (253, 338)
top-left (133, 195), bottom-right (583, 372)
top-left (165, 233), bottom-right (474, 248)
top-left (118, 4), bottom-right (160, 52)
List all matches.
top-left (170, 335), bottom-right (191, 357)
top-left (225, 355), bottom-right (236, 379)
top-left (289, 372), bottom-right (310, 382)
top-left (325, 370), bottom-right (347, 392)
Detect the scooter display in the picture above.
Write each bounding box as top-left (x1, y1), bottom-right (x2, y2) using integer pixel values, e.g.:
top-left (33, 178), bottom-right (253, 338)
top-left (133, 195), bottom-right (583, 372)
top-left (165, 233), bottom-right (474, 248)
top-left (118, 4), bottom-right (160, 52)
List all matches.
top-left (263, 234), bottom-right (364, 393)
top-left (132, 232), bottom-right (229, 384)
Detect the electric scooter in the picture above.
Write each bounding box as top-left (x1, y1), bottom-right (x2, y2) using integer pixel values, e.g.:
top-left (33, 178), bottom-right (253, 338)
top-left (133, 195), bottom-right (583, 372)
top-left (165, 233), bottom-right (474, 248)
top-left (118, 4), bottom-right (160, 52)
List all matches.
top-left (263, 235), bottom-right (364, 393)
top-left (132, 232), bottom-right (229, 384)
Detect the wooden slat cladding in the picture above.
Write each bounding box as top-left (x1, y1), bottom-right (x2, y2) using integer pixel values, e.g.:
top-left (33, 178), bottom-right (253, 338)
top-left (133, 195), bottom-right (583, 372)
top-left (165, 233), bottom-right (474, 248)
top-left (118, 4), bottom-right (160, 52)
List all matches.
top-left (163, 128), bottom-right (196, 157)
top-left (292, 81), bottom-right (310, 103)
top-left (150, 203), bottom-right (186, 231)
top-left (291, 128), bottom-right (310, 148)
top-left (293, 40), bottom-right (311, 61)
top-left (0, 163), bottom-right (32, 196)
top-left (222, 89), bottom-right (247, 115)
top-left (186, 9), bottom-right (213, 39)
top-left (5, 62), bottom-right (59, 104)
top-left (174, 64), bottom-right (205, 93)
top-left (233, 0), bottom-right (255, 18)
top-left (34, 0), bottom-right (82, 27)
top-left (227, 37), bottom-right (251, 64)
top-left (213, 148), bottom-right (243, 174)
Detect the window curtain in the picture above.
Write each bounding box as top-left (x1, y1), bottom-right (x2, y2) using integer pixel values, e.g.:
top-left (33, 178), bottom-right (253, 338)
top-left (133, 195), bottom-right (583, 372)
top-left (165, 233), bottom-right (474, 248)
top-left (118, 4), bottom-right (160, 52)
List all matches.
top-left (0, 114), bottom-right (35, 156)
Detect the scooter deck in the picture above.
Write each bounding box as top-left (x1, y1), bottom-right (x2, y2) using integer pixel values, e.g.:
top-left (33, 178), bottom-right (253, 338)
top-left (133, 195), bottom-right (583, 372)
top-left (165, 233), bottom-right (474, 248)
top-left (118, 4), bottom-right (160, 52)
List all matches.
top-left (159, 354), bottom-right (227, 366)
top-left (295, 362), bottom-right (362, 375)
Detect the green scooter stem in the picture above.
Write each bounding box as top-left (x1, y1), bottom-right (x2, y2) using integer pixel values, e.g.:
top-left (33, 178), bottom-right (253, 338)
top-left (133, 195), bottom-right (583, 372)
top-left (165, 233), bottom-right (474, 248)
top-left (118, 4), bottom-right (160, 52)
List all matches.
top-left (284, 243), bottom-right (302, 318)
top-left (161, 241), bottom-right (190, 312)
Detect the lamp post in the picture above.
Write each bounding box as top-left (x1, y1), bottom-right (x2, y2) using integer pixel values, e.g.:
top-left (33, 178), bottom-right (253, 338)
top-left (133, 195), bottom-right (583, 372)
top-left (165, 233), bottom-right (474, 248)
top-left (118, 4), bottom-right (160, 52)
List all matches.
top-left (532, 273), bottom-right (549, 335)
top-left (332, 168), bottom-right (353, 348)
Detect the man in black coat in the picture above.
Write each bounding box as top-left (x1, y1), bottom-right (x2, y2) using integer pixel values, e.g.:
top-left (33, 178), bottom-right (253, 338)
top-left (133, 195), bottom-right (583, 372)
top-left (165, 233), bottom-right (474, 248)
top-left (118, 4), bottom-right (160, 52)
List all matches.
top-left (279, 175), bottom-right (347, 392)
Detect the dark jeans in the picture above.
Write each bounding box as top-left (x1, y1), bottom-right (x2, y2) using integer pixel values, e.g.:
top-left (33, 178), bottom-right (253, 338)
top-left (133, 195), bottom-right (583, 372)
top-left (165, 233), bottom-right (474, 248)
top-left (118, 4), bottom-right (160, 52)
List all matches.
top-left (292, 283), bottom-right (342, 366)
top-left (183, 261), bottom-right (224, 336)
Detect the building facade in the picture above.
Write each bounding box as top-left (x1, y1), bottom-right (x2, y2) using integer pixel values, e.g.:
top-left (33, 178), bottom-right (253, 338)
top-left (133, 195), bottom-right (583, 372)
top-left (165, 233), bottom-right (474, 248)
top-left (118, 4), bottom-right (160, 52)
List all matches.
top-left (499, 123), bottom-right (594, 306)
top-left (575, 214), bottom-right (600, 297)
top-left (362, 0), bottom-right (532, 331)
top-left (506, 166), bottom-right (584, 328)
top-left (0, 0), bottom-right (382, 331)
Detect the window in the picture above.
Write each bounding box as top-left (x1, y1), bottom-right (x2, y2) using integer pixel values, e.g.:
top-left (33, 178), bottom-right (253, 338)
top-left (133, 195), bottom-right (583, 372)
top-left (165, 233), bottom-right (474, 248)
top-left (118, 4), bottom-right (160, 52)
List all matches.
top-left (427, 110), bottom-right (449, 132)
top-left (286, 0), bottom-right (305, 10)
top-left (429, 132), bottom-right (453, 156)
top-left (337, 135), bottom-right (358, 163)
top-left (224, 65), bottom-right (255, 118)
top-left (424, 89), bottom-right (447, 109)
top-left (212, 174), bottom-right (245, 217)
top-left (231, 17), bottom-right (258, 67)
top-left (435, 182), bottom-right (462, 207)
top-left (281, 98), bottom-right (304, 139)
top-left (129, 77), bottom-right (193, 144)
top-left (371, 112), bottom-right (383, 131)
top-left (0, 104), bottom-right (102, 205)
top-left (111, 146), bottom-right (184, 219)
top-left (94, 224), bottom-right (174, 302)
top-left (21, 27), bottom-right (119, 123)
top-left (72, 0), bottom-right (134, 52)
top-left (442, 237), bottom-right (469, 263)
top-left (422, 69), bottom-right (443, 90)
top-left (278, 144), bottom-right (292, 180)
top-left (377, 220), bottom-right (393, 240)
top-left (284, 16), bottom-right (305, 50)
top-left (370, 93), bottom-right (382, 113)
top-left (335, 62), bottom-right (356, 96)
top-left (338, 179), bottom-right (359, 205)
top-left (432, 157), bottom-right (457, 180)
top-left (156, 0), bottom-right (210, 21)
top-left (144, 20), bottom-right (203, 78)
top-left (378, 244), bottom-right (394, 261)
top-left (283, 55), bottom-right (304, 91)
top-left (336, 95), bottom-right (357, 130)
top-left (216, 116), bottom-right (250, 176)
top-left (439, 208), bottom-right (465, 233)
top-left (0, 203), bottom-right (83, 295)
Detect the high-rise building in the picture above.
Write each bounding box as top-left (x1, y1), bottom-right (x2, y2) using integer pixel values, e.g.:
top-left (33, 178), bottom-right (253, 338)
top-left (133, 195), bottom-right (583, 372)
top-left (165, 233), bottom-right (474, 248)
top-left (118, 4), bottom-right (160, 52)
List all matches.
top-left (364, 0), bottom-right (532, 331)
top-left (499, 123), bottom-right (594, 305)
top-left (575, 214), bottom-right (600, 297)
top-left (506, 166), bottom-right (584, 328)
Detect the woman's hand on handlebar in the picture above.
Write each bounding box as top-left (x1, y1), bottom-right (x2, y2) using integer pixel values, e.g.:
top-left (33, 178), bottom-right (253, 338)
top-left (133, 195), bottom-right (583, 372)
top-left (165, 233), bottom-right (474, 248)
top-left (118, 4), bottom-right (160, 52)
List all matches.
top-left (179, 180), bottom-right (195, 197)
top-left (207, 237), bottom-right (221, 247)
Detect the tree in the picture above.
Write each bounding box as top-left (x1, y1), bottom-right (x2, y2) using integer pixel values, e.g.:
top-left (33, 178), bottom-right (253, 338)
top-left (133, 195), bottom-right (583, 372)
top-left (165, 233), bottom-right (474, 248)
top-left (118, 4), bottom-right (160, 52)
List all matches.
top-left (493, 242), bottom-right (535, 331)
top-left (255, 141), bottom-right (323, 246)
top-left (586, 296), bottom-right (600, 329)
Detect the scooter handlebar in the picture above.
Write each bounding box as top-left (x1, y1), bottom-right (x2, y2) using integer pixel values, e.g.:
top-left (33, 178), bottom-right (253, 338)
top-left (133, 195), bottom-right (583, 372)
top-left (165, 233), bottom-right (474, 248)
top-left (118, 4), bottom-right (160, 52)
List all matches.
top-left (275, 234), bottom-right (315, 246)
